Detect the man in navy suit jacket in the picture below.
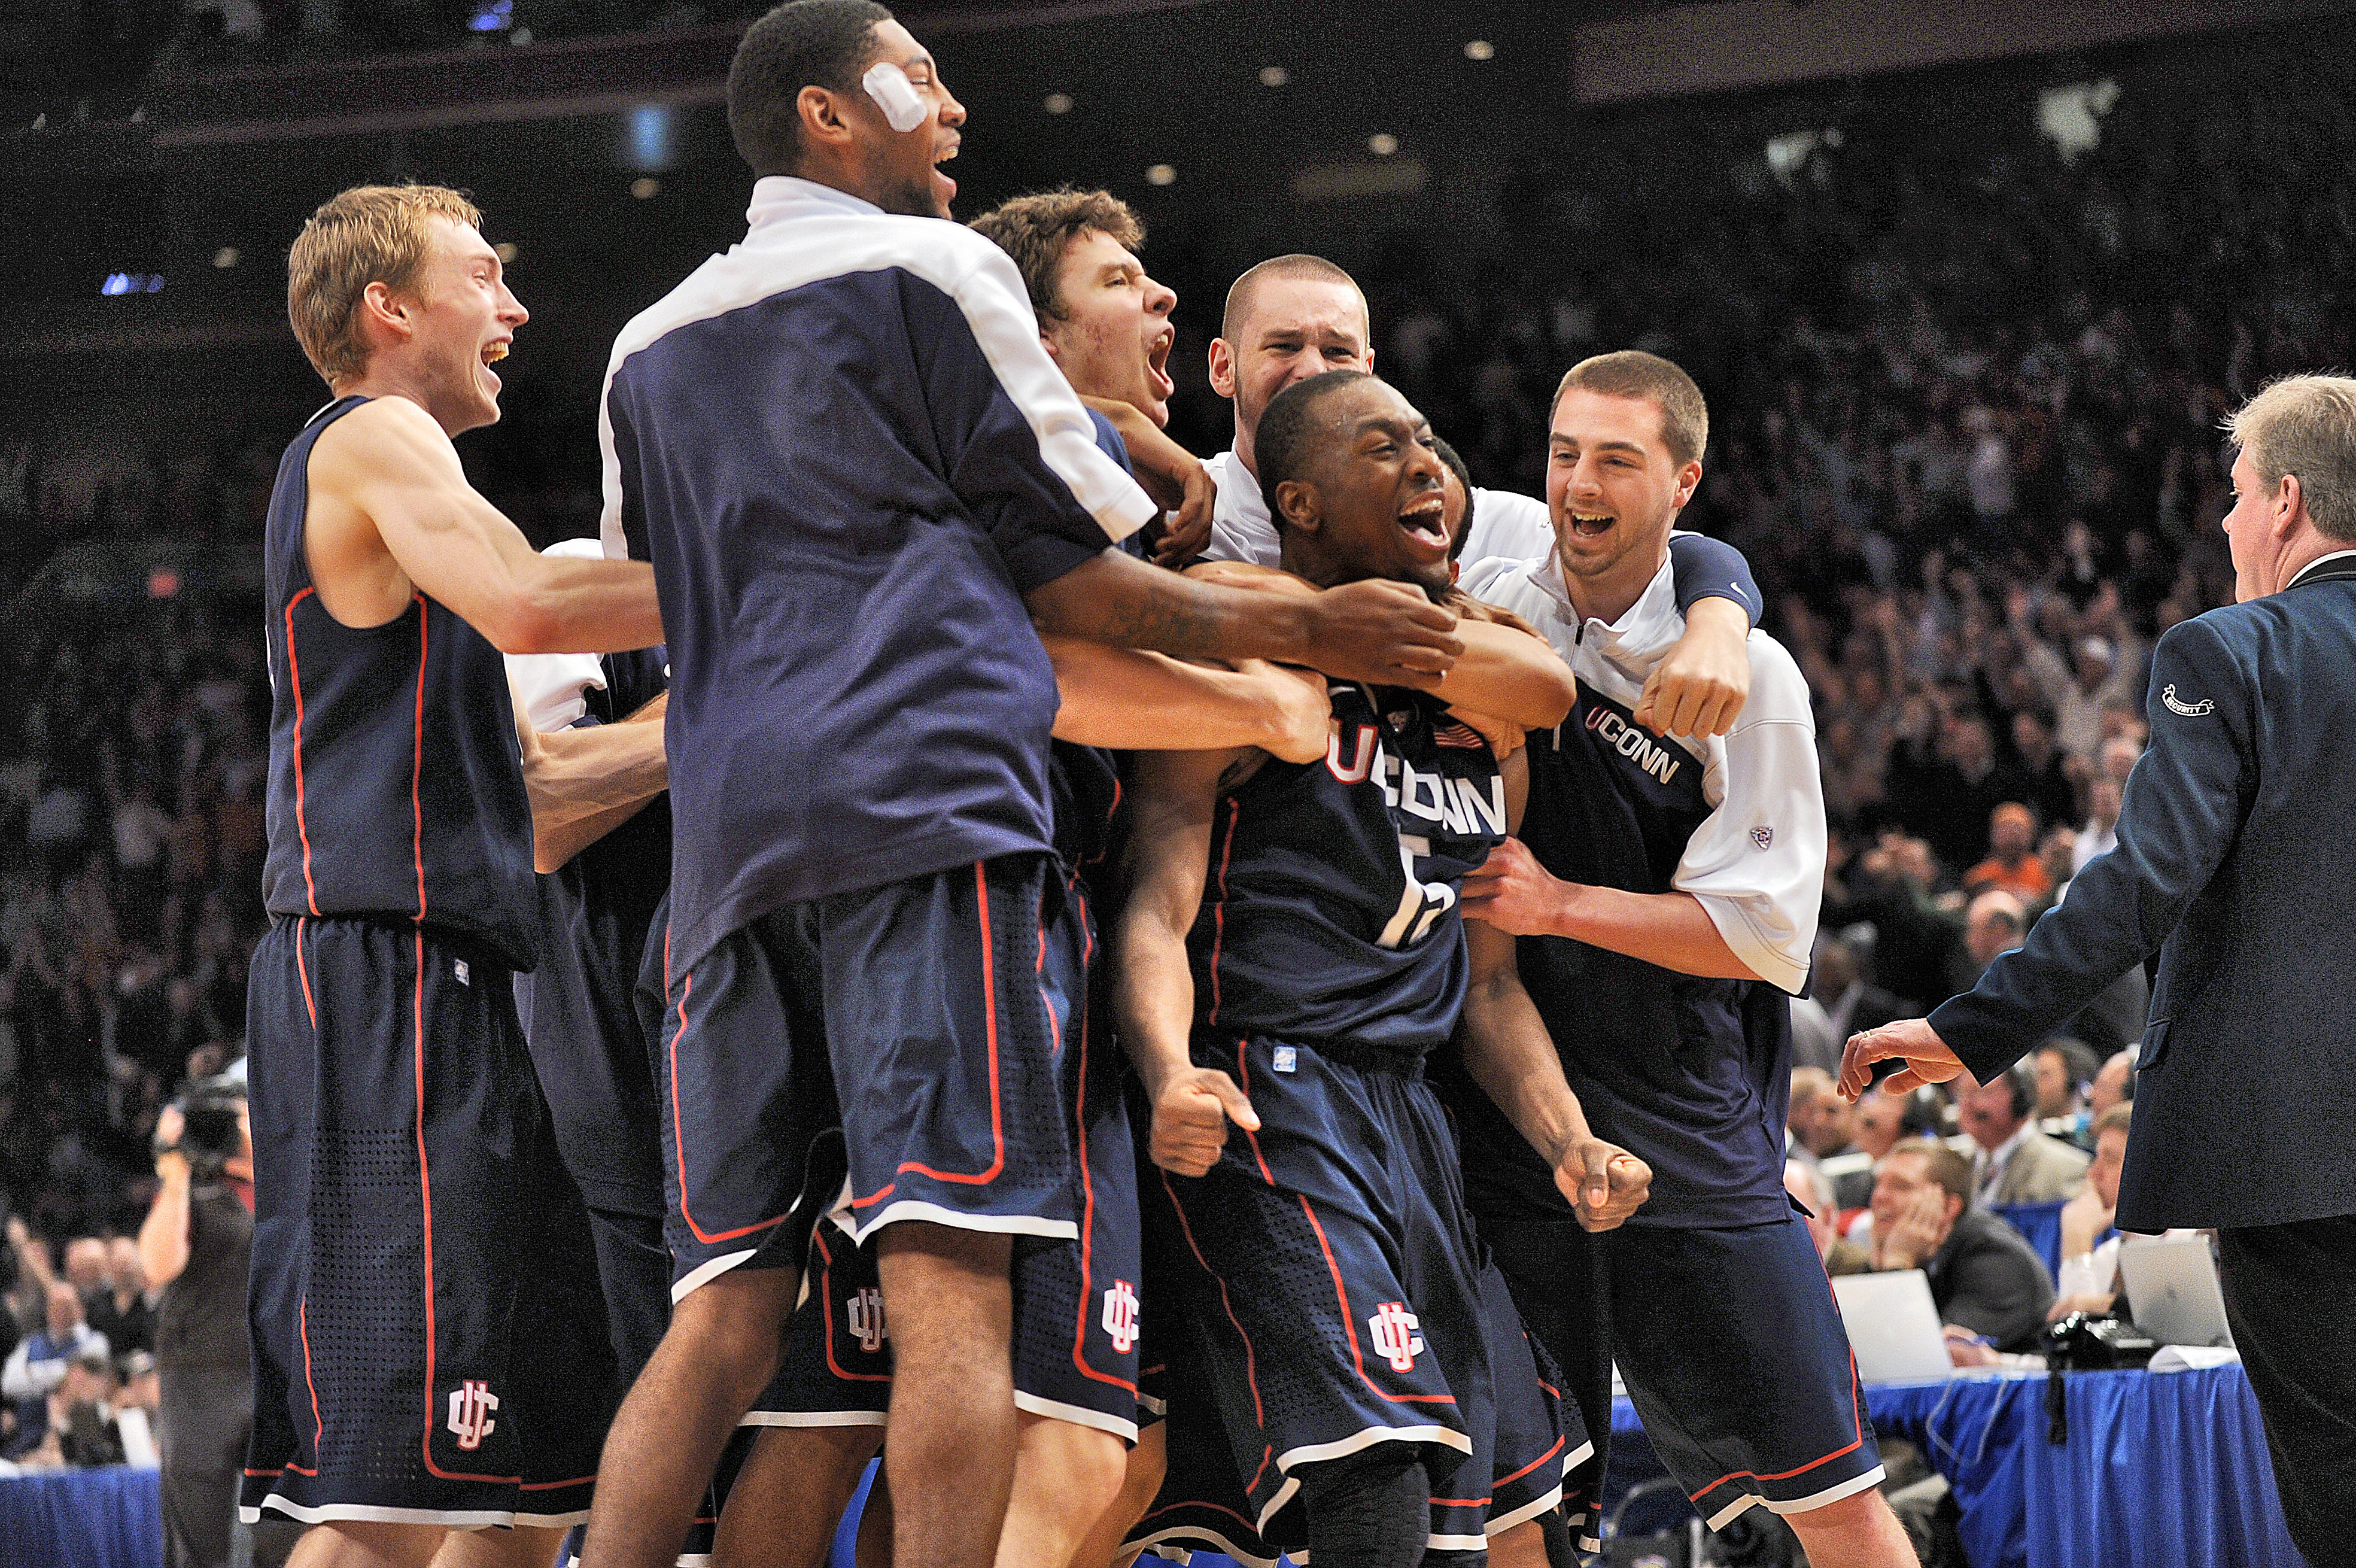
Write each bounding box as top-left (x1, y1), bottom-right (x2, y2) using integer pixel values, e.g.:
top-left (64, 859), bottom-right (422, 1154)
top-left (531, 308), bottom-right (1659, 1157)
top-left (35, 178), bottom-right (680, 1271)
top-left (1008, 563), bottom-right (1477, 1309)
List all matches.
top-left (1839, 374), bottom-right (2356, 1568)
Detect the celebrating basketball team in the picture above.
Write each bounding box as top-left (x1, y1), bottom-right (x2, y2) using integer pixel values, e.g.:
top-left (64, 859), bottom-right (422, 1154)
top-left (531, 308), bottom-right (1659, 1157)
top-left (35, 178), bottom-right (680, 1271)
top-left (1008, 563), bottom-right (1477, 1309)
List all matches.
top-left (235, 3), bottom-right (1929, 1566)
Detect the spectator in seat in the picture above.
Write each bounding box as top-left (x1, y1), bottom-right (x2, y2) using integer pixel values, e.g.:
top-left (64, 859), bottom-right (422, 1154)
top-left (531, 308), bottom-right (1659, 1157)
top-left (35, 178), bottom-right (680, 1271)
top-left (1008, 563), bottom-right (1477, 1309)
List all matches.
top-left (1962, 889), bottom-right (2027, 981)
top-left (1867, 1138), bottom-right (2054, 1359)
top-left (2006, 709), bottom-right (2079, 834)
top-left (2073, 774), bottom-right (2123, 872)
top-left (2, 1274), bottom-right (110, 1457)
top-left (2087, 1049), bottom-right (2135, 1117)
top-left (2033, 1038), bottom-right (2099, 1122)
top-left (1816, 931), bottom-right (1912, 1042)
top-left (1964, 803), bottom-right (2052, 902)
top-left (1958, 1061), bottom-right (2090, 1207)
top-left (1787, 1067), bottom-right (1858, 1165)
top-left (1787, 1161), bottom-right (1870, 1277)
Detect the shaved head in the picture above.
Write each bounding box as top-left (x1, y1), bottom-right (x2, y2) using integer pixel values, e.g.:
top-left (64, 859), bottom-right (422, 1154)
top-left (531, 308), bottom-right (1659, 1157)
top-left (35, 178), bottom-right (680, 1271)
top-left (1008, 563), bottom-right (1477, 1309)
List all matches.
top-left (1221, 253), bottom-right (1369, 345)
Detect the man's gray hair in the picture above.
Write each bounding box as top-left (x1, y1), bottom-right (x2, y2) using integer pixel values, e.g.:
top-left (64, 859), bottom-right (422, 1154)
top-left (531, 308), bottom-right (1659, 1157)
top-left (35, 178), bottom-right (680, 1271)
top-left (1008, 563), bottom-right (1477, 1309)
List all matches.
top-left (2224, 373), bottom-right (2356, 542)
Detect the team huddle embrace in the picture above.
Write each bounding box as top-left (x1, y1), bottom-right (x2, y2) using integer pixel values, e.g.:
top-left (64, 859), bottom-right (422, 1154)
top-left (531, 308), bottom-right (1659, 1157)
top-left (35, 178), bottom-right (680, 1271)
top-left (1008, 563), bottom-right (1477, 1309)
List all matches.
top-left (235, 4), bottom-right (1923, 1567)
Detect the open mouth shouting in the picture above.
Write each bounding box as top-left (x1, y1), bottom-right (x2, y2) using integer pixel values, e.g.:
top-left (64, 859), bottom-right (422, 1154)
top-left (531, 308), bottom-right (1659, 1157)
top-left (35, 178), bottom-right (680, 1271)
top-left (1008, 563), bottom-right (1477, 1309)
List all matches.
top-left (1399, 490), bottom-right (1449, 556)
top-left (1567, 509), bottom-right (1615, 540)
top-left (932, 136), bottom-right (958, 204)
top-left (479, 337), bottom-right (509, 390)
top-left (1145, 321), bottom-right (1175, 405)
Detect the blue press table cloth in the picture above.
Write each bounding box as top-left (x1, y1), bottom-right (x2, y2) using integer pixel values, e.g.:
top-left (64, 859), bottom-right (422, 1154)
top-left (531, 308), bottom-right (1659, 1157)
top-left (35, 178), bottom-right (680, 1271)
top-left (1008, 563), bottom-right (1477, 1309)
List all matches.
top-left (2, 1368), bottom-right (2298, 1568)
top-left (0, 1464), bottom-right (162, 1568)
top-left (1134, 1364), bottom-right (2305, 1568)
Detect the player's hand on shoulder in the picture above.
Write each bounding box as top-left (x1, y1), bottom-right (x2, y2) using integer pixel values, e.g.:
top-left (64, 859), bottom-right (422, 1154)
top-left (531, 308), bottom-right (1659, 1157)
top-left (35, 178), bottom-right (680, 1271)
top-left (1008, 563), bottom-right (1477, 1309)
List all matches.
top-left (1635, 597), bottom-right (1751, 738)
top-left (1147, 1065), bottom-right (1260, 1178)
top-left (1153, 460), bottom-right (1218, 567)
top-left (1556, 1141), bottom-right (1650, 1232)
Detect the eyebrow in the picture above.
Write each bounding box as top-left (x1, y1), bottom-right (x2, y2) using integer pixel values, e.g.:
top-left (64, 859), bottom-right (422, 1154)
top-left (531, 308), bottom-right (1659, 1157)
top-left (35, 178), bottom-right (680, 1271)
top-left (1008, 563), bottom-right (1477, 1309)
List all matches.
top-left (1551, 435), bottom-right (1647, 454)
top-left (902, 50), bottom-right (936, 72)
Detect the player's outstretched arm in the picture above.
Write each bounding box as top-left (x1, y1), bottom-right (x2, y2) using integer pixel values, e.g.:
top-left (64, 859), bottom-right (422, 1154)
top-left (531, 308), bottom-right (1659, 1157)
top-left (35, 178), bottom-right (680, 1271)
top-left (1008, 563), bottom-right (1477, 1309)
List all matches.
top-left (311, 397), bottom-right (662, 654)
top-left (1432, 598), bottom-right (1578, 730)
top-left (1456, 755), bottom-right (1649, 1230)
top-left (504, 685), bottom-right (670, 873)
top-left (1112, 747), bottom-right (1261, 1176)
top-left (1026, 548), bottom-right (1463, 692)
top-left (1044, 637), bottom-right (1331, 762)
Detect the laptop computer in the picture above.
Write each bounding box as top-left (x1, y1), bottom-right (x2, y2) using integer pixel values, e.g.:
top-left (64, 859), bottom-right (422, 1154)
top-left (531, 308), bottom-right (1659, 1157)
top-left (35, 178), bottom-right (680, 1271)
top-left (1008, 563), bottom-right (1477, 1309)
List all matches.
top-left (2119, 1233), bottom-right (2237, 1350)
top-left (1831, 1270), bottom-right (1956, 1383)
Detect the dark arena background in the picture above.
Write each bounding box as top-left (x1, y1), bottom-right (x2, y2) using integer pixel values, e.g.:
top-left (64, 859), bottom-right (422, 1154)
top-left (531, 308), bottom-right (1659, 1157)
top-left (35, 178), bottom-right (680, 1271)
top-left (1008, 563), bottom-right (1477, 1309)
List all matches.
top-left (1, 0), bottom-right (2352, 1565)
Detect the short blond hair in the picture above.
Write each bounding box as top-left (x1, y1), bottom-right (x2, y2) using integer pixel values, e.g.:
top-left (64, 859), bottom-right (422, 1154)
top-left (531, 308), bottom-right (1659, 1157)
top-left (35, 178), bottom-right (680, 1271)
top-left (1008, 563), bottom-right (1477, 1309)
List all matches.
top-left (1554, 350), bottom-right (1709, 469)
top-left (2225, 373), bottom-right (2356, 542)
top-left (287, 184), bottom-right (482, 387)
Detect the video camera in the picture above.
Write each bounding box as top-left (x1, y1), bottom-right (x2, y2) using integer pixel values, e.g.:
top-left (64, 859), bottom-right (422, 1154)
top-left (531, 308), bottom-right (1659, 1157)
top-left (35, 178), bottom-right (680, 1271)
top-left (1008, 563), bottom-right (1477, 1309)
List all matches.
top-left (154, 1071), bottom-right (247, 1181)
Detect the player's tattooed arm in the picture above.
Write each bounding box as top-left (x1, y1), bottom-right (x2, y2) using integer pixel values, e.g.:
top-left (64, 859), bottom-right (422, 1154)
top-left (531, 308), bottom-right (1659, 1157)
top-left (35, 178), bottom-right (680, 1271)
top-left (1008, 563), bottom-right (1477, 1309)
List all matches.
top-left (1045, 637), bottom-right (1331, 763)
top-left (506, 681), bottom-right (670, 873)
top-left (1457, 752), bottom-right (1652, 1231)
top-left (1112, 747), bottom-right (1263, 1177)
top-left (308, 397), bottom-right (663, 654)
top-left (1026, 548), bottom-right (1464, 692)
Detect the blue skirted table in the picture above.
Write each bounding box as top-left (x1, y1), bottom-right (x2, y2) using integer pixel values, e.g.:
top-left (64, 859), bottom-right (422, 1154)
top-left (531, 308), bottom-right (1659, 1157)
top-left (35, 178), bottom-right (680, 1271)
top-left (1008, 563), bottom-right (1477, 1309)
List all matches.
top-left (1, 1368), bottom-right (2302, 1568)
top-left (1141, 1363), bottom-right (2305, 1568)
top-left (0, 1464), bottom-right (162, 1568)
top-left (1603, 1363), bottom-right (2308, 1568)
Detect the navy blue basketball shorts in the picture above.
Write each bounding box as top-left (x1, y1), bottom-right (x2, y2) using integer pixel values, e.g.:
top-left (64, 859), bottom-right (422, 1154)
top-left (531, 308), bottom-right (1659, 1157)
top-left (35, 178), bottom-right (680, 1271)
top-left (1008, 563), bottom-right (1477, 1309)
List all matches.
top-left (241, 916), bottom-right (615, 1529)
top-left (746, 883), bottom-right (1145, 1439)
top-left (1491, 1211), bottom-right (1884, 1529)
top-left (1125, 1038), bottom-right (1496, 1561)
top-left (650, 853), bottom-right (1080, 1302)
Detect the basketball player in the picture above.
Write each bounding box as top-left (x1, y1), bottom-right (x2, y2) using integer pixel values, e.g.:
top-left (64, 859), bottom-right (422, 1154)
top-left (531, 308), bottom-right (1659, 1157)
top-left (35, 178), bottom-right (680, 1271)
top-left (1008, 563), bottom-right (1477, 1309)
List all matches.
top-left (244, 183), bottom-right (664, 1568)
top-left (1443, 352), bottom-right (1914, 1567)
top-left (1114, 370), bottom-right (1650, 1568)
top-left (713, 189), bottom-right (1350, 1568)
top-left (583, 9), bottom-right (1468, 1568)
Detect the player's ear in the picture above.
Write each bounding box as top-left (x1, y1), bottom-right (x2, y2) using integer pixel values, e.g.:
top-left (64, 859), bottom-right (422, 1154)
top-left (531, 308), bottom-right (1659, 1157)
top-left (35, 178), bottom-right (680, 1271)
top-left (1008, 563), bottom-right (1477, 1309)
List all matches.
top-left (358, 281), bottom-right (412, 347)
top-left (797, 84), bottom-right (857, 156)
top-left (1039, 328), bottom-right (1063, 364)
top-left (1207, 338), bottom-right (1236, 399)
top-left (1275, 478), bottom-right (1320, 536)
top-left (1673, 457), bottom-right (1704, 512)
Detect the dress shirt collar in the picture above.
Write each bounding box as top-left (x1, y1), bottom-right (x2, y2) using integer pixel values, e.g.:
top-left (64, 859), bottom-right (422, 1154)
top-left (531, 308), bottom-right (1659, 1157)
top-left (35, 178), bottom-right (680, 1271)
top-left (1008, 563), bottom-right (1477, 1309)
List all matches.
top-left (2288, 549), bottom-right (2356, 589)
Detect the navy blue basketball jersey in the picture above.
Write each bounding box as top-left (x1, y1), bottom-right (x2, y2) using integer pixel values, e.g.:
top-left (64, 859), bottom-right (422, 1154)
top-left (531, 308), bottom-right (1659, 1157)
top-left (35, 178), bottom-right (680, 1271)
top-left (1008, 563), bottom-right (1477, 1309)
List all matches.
top-left (1445, 682), bottom-right (1793, 1229)
top-left (1190, 685), bottom-right (1507, 1060)
top-left (527, 644), bottom-right (672, 1214)
top-left (260, 397), bottom-right (538, 970)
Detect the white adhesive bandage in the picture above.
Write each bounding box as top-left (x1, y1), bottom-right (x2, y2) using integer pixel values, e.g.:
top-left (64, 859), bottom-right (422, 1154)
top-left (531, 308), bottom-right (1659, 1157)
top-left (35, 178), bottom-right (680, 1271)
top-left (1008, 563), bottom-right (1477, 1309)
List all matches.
top-left (862, 62), bottom-right (928, 132)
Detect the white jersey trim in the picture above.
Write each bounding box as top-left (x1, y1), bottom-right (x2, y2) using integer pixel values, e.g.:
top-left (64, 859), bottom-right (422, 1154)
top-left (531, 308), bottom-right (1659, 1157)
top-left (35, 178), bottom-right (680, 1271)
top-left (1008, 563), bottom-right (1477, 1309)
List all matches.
top-left (738, 1409), bottom-right (888, 1429)
top-left (848, 1198), bottom-right (1077, 1247)
top-left (1012, 1388), bottom-right (1141, 1442)
top-left (598, 175), bottom-right (1150, 564)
